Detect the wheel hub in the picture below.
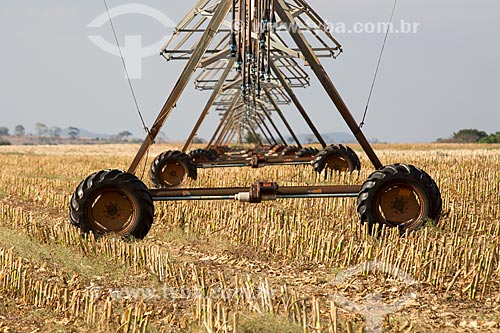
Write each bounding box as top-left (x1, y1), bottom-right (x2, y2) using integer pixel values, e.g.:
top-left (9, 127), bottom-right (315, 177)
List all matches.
top-left (391, 197), bottom-right (407, 212)
top-left (89, 190), bottom-right (135, 233)
top-left (161, 162), bottom-right (187, 186)
top-left (379, 185), bottom-right (422, 225)
top-left (104, 202), bottom-right (120, 218)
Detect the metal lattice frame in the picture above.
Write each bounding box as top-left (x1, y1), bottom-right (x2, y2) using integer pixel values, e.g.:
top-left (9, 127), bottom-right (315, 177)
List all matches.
top-left (128, 0), bottom-right (381, 174)
top-left (160, 0), bottom-right (342, 62)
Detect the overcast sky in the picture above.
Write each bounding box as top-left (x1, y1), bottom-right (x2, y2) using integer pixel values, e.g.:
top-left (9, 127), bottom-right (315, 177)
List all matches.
top-left (1, 0), bottom-right (499, 143)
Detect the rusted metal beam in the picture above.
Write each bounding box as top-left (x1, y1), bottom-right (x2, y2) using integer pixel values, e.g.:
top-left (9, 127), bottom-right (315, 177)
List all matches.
top-left (261, 105), bottom-right (287, 145)
top-left (263, 88), bottom-right (302, 147)
top-left (215, 117), bottom-right (235, 146)
top-left (182, 58), bottom-right (236, 152)
top-left (207, 93), bottom-right (240, 148)
top-left (128, 0), bottom-right (233, 174)
top-left (200, 49), bottom-right (232, 68)
top-left (255, 112), bottom-right (278, 145)
top-left (254, 120), bottom-right (271, 145)
top-left (274, 0), bottom-right (383, 169)
top-left (270, 61), bottom-right (327, 148)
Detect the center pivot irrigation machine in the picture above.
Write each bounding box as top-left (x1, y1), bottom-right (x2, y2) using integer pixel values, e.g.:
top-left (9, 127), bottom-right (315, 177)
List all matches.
top-left (152, 12), bottom-right (362, 187)
top-left (158, 56), bottom-right (362, 188)
top-left (70, 0), bottom-right (442, 239)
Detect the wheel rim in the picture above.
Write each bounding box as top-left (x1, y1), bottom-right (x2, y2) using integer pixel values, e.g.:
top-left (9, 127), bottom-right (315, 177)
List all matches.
top-left (325, 155), bottom-right (350, 172)
top-left (160, 161), bottom-right (187, 186)
top-left (88, 189), bottom-right (137, 235)
top-left (376, 183), bottom-right (427, 229)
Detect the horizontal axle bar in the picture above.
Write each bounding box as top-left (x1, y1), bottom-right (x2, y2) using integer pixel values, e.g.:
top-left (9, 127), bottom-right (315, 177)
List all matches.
top-left (150, 184), bottom-right (361, 202)
top-left (196, 156), bottom-right (312, 169)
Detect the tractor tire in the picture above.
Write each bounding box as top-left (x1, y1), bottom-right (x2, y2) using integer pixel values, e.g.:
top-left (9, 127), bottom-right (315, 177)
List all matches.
top-left (357, 164), bottom-right (442, 234)
top-left (281, 145), bottom-right (300, 156)
top-left (189, 149), bottom-right (218, 162)
top-left (150, 151), bottom-right (197, 188)
top-left (207, 149), bottom-right (221, 158)
top-left (296, 147), bottom-right (319, 158)
top-left (70, 170), bottom-right (154, 239)
top-left (312, 144), bottom-right (361, 173)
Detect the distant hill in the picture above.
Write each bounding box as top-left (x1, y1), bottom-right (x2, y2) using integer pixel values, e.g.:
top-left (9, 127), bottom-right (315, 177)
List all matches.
top-left (60, 128), bottom-right (111, 139)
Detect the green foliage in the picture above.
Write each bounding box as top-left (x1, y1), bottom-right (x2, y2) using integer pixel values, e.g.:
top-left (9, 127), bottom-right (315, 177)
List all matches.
top-left (479, 132), bottom-right (500, 143)
top-left (0, 139), bottom-right (11, 146)
top-left (452, 129), bottom-right (488, 143)
top-left (437, 129), bottom-right (492, 143)
top-left (245, 131), bottom-right (262, 144)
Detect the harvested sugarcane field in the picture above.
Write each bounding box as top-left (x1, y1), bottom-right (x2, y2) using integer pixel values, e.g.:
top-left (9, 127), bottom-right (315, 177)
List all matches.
top-left (0, 143), bottom-right (499, 332)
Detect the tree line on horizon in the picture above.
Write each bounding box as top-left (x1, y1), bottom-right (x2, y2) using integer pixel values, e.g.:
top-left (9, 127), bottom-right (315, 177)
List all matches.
top-left (0, 123), bottom-right (137, 145)
top-left (2, 126), bottom-right (500, 146)
top-left (435, 129), bottom-right (500, 144)
top-left (0, 123), bottom-right (81, 139)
